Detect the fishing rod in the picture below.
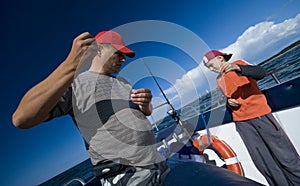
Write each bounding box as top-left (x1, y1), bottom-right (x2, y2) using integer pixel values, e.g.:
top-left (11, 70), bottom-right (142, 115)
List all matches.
top-left (143, 60), bottom-right (195, 145)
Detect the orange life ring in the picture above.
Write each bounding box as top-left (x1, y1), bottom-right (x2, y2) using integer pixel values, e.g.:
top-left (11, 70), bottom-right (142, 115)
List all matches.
top-left (192, 134), bottom-right (244, 176)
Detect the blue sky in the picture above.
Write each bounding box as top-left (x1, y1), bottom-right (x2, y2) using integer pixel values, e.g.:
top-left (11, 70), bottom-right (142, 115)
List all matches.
top-left (1, 0), bottom-right (300, 185)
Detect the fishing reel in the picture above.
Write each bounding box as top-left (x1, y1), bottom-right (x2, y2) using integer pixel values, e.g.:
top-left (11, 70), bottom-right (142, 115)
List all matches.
top-left (167, 108), bottom-right (180, 122)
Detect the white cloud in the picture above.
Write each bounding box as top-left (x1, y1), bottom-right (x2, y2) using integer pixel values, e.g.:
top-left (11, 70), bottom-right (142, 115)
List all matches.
top-left (162, 13), bottom-right (300, 111)
top-left (164, 65), bottom-right (217, 104)
top-left (225, 13), bottom-right (300, 63)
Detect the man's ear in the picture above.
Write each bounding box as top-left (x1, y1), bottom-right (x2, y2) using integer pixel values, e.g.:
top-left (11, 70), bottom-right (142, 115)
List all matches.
top-left (97, 45), bottom-right (103, 57)
top-left (218, 55), bottom-right (226, 62)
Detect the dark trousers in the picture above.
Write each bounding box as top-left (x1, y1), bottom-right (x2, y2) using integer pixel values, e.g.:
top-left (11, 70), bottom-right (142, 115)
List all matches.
top-left (236, 113), bottom-right (300, 186)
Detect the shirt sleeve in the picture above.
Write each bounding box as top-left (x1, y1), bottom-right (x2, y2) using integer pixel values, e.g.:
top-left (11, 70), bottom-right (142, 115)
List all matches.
top-left (47, 87), bottom-right (73, 121)
top-left (236, 62), bottom-right (267, 80)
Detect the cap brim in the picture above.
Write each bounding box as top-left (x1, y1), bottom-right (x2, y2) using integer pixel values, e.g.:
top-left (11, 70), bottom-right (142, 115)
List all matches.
top-left (112, 44), bottom-right (135, 58)
top-left (223, 53), bottom-right (232, 61)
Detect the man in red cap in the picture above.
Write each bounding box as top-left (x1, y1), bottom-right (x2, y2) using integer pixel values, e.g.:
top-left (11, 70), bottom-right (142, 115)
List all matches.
top-left (12, 31), bottom-right (169, 185)
top-left (203, 50), bottom-right (300, 186)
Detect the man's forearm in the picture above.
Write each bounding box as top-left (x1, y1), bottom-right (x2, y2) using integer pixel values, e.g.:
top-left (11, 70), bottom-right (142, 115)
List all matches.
top-left (12, 60), bottom-right (76, 128)
top-left (12, 32), bottom-right (96, 128)
top-left (238, 65), bottom-right (267, 80)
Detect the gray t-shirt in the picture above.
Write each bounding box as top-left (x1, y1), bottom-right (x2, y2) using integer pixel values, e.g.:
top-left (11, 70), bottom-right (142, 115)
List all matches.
top-left (49, 71), bottom-right (163, 166)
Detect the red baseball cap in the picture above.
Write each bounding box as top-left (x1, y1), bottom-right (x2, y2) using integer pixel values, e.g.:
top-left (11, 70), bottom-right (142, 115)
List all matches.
top-left (202, 50), bottom-right (232, 65)
top-left (95, 30), bottom-right (135, 58)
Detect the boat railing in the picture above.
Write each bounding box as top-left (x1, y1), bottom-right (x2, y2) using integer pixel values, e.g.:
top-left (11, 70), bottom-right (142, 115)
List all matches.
top-left (264, 59), bottom-right (300, 85)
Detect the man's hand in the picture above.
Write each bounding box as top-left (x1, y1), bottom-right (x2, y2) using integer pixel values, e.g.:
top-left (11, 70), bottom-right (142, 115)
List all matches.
top-left (65, 32), bottom-right (97, 70)
top-left (220, 63), bottom-right (241, 73)
top-left (131, 88), bottom-right (153, 115)
top-left (227, 98), bottom-right (241, 108)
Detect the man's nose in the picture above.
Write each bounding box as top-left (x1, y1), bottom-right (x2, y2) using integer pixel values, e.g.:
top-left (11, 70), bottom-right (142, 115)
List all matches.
top-left (121, 54), bottom-right (126, 62)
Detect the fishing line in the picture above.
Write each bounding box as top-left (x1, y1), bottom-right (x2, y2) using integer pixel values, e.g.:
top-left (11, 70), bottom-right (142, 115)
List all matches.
top-left (143, 59), bottom-right (194, 145)
top-left (143, 60), bottom-right (173, 108)
top-left (200, 111), bottom-right (211, 144)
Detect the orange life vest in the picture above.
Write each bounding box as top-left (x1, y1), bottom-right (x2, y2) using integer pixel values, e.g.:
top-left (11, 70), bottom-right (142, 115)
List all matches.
top-left (216, 60), bottom-right (271, 121)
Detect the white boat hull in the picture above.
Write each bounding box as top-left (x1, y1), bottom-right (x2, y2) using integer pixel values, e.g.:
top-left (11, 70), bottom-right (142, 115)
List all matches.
top-left (200, 106), bottom-right (300, 185)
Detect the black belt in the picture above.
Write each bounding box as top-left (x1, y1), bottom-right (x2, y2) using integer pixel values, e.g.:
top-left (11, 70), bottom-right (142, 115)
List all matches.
top-left (92, 160), bottom-right (130, 179)
top-left (93, 160), bottom-right (167, 180)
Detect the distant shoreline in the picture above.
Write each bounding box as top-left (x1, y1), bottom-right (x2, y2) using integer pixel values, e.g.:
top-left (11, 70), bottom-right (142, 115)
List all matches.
top-left (260, 39), bottom-right (300, 65)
